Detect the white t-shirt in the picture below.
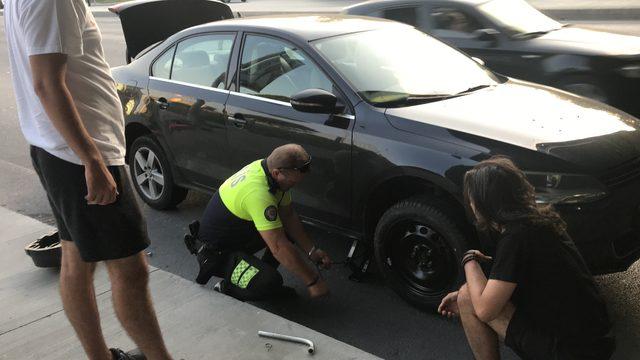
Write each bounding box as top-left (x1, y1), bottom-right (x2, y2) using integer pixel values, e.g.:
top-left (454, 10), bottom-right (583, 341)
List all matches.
top-left (4, 0), bottom-right (126, 165)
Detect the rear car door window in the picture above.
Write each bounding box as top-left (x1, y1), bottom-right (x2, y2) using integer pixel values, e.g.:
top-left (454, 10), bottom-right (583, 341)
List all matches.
top-left (151, 45), bottom-right (175, 79)
top-left (430, 7), bottom-right (483, 38)
top-left (171, 34), bottom-right (235, 88)
top-left (382, 6), bottom-right (418, 27)
top-left (239, 35), bottom-right (333, 102)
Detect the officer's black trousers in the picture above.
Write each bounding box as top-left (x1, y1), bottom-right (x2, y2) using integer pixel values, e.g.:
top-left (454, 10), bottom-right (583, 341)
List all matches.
top-left (214, 233), bottom-right (291, 301)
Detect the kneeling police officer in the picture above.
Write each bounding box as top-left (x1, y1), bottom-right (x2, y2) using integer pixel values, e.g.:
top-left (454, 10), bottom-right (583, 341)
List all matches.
top-left (185, 144), bottom-right (331, 300)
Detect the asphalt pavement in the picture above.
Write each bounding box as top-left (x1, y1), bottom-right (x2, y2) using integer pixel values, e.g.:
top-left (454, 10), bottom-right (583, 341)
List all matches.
top-left (1, 9), bottom-right (640, 360)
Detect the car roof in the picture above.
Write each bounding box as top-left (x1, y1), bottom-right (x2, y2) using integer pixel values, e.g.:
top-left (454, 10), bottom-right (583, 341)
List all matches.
top-left (185, 14), bottom-right (410, 42)
top-left (344, 0), bottom-right (491, 13)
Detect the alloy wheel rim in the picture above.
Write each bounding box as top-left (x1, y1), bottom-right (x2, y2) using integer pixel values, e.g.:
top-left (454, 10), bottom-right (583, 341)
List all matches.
top-left (133, 146), bottom-right (165, 201)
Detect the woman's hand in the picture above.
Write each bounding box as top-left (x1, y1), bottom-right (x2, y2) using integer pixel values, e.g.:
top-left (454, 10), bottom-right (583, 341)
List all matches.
top-left (438, 291), bottom-right (460, 318)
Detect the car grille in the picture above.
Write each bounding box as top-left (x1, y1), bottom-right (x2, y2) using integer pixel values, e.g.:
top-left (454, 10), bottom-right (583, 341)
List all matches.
top-left (599, 157), bottom-right (640, 188)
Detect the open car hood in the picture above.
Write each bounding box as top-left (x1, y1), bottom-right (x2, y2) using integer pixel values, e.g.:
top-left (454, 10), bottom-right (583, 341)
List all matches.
top-left (109, 0), bottom-right (233, 62)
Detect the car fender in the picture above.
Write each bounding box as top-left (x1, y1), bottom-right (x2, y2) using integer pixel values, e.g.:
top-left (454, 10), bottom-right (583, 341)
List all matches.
top-left (541, 53), bottom-right (593, 80)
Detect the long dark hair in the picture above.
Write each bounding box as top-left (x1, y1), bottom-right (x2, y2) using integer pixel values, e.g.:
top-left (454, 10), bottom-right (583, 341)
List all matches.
top-left (463, 156), bottom-right (566, 235)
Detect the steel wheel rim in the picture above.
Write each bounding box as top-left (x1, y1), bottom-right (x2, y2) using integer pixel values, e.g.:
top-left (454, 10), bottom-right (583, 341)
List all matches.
top-left (384, 221), bottom-right (458, 296)
top-left (133, 146), bottom-right (165, 201)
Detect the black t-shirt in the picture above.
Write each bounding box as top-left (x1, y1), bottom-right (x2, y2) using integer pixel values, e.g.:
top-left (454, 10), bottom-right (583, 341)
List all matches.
top-left (489, 222), bottom-right (612, 343)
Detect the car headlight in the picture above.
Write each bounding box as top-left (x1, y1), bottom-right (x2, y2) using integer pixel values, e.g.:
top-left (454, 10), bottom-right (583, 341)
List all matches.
top-left (524, 172), bottom-right (608, 205)
top-left (618, 64), bottom-right (640, 78)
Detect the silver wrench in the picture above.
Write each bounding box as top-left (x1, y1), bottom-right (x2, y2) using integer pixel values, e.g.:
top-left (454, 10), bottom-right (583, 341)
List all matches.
top-left (258, 330), bottom-right (315, 355)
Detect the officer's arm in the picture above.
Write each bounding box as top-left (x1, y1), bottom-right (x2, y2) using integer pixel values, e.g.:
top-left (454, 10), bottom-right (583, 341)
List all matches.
top-left (279, 204), bottom-right (314, 254)
top-left (259, 227), bottom-right (318, 285)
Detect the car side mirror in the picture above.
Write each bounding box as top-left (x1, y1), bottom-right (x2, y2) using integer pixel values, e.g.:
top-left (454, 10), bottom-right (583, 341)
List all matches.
top-left (473, 28), bottom-right (500, 45)
top-left (291, 89), bottom-right (337, 114)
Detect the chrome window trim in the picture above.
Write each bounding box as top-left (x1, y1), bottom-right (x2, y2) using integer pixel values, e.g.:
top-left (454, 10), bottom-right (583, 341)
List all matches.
top-left (337, 114), bottom-right (356, 120)
top-left (229, 90), bottom-right (292, 107)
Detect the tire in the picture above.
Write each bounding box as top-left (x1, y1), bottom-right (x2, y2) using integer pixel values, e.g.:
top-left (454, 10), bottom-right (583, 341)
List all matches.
top-left (128, 136), bottom-right (188, 209)
top-left (374, 197), bottom-right (468, 310)
top-left (556, 74), bottom-right (608, 104)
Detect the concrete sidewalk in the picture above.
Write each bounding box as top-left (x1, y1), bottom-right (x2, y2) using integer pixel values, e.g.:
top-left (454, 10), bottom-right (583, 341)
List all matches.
top-left (0, 206), bottom-right (380, 360)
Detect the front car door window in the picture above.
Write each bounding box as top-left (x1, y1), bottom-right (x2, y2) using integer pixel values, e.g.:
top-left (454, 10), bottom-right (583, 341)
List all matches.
top-left (430, 7), bottom-right (484, 39)
top-left (225, 34), bottom-right (352, 226)
top-left (239, 35), bottom-right (334, 102)
top-left (171, 34), bottom-right (234, 88)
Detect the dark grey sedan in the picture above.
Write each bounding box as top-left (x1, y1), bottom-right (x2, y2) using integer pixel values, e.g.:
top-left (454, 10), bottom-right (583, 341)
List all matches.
top-left (110, 0), bottom-right (640, 309)
top-left (344, 0), bottom-right (640, 117)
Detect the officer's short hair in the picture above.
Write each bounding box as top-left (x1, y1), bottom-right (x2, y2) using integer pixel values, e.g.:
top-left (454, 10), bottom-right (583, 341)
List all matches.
top-left (267, 144), bottom-right (309, 169)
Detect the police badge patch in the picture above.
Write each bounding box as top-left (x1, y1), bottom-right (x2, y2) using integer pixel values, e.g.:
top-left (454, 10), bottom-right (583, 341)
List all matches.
top-left (264, 205), bottom-right (278, 221)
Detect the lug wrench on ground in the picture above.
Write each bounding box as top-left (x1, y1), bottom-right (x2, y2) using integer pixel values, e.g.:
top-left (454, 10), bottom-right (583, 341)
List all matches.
top-left (258, 330), bottom-right (315, 354)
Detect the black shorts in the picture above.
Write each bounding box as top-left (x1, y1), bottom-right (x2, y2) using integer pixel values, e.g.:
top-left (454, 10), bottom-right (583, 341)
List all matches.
top-left (505, 310), bottom-right (615, 360)
top-left (30, 146), bottom-right (149, 262)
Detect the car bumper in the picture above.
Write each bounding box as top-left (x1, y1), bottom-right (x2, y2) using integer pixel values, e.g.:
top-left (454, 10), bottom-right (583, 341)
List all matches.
top-left (557, 177), bottom-right (640, 275)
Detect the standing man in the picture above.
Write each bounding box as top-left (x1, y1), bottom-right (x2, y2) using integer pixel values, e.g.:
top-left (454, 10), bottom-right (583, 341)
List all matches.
top-left (4, 1), bottom-right (172, 359)
top-left (185, 144), bottom-right (331, 301)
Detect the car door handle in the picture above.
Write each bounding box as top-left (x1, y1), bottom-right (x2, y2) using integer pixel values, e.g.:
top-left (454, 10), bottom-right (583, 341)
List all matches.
top-left (158, 97), bottom-right (169, 110)
top-left (228, 115), bottom-right (247, 128)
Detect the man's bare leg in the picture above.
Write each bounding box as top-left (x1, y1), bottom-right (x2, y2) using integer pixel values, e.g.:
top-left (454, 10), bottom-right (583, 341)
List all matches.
top-left (106, 252), bottom-right (172, 360)
top-left (59, 241), bottom-right (112, 360)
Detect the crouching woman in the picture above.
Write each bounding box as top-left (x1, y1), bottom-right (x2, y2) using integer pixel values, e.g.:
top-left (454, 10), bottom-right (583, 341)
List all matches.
top-left (439, 156), bottom-right (615, 360)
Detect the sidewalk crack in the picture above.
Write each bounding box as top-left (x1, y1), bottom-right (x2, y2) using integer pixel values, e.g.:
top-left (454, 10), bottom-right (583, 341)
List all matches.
top-left (0, 288), bottom-right (112, 337)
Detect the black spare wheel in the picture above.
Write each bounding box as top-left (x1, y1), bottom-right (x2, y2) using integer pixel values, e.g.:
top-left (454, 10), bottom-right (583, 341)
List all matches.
top-left (374, 198), bottom-right (467, 309)
top-left (129, 135), bottom-right (188, 209)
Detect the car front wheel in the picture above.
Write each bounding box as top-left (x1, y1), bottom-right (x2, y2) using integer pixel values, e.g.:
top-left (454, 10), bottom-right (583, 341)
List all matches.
top-left (557, 75), bottom-right (608, 104)
top-left (374, 198), bottom-right (468, 309)
top-left (129, 136), bottom-right (188, 209)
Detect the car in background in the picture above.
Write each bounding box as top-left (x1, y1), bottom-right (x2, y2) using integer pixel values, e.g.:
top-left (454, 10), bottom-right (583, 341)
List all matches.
top-left (344, 0), bottom-right (640, 117)
top-left (110, 0), bottom-right (640, 309)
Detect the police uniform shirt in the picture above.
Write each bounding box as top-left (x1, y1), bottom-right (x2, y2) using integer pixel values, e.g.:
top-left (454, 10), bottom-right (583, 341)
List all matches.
top-left (199, 159), bottom-right (292, 249)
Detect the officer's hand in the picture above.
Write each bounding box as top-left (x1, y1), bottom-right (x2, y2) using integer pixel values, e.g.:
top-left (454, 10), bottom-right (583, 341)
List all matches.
top-left (310, 248), bottom-right (332, 270)
top-left (308, 278), bottom-right (329, 298)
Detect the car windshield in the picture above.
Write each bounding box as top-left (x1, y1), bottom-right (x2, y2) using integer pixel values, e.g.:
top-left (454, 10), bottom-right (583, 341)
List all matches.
top-left (478, 0), bottom-right (562, 37)
top-left (313, 28), bottom-right (500, 107)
